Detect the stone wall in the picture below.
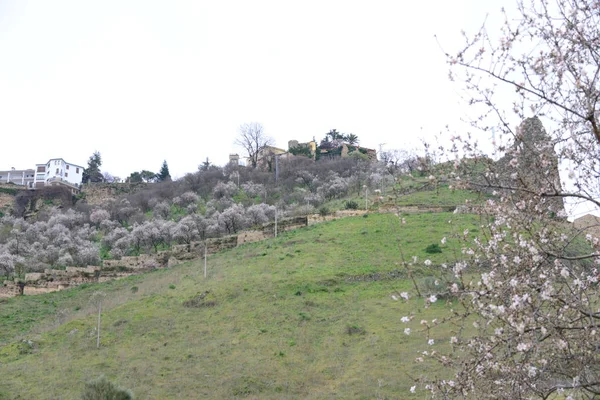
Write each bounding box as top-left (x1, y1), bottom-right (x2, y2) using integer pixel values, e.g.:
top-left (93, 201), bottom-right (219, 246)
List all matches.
top-left (0, 281), bottom-right (24, 298)
top-left (82, 182), bottom-right (148, 206)
top-left (261, 216), bottom-right (308, 235)
top-left (4, 265), bottom-right (137, 298)
top-left (168, 236), bottom-right (239, 267)
top-left (237, 230), bottom-right (267, 245)
top-left (103, 253), bottom-right (168, 270)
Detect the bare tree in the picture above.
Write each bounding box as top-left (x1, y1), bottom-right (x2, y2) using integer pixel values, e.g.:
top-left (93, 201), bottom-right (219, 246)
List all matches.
top-left (235, 122), bottom-right (274, 169)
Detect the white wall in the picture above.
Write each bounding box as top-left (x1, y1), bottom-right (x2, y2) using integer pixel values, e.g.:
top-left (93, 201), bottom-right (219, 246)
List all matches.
top-left (45, 159), bottom-right (83, 186)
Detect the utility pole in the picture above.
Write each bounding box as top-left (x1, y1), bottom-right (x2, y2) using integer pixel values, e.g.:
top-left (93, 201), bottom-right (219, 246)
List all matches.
top-left (274, 154), bottom-right (281, 183)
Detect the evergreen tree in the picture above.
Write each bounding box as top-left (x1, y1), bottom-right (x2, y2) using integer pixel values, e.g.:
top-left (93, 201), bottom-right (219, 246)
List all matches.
top-left (200, 157), bottom-right (212, 171)
top-left (140, 170), bottom-right (157, 182)
top-left (156, 160), bottom-right (171, 182)
top-left (82, 152), bottom-right (104, 184)
top-left (126, 172), bottom-right (143, 183)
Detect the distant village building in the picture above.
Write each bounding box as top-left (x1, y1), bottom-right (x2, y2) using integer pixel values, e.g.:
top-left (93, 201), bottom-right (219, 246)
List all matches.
top-left (0, 168), bottom-right (35, 188)
top-left (288, 140), bottom-right (318, 159)
top-left (39, 158), bottom-right (85, 192)
top-left (251, 146), bottom-right (287, 170)
top-left (1, 158), bottom-right (84, 193)
top-left (229, 154), bottom-right (240, 165)
top-left (288, 138), bottom-right (377, 161)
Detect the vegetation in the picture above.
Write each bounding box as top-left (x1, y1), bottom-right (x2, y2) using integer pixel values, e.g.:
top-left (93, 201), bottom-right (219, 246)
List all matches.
top-left (82, 151), bottom-right (104, 184)
top-left (81, 375), bottom-right (133, 400)
top-left (126, 170), bottom-right (157, 183)
top-left (400, 0), bottom-right (600, 398)
top-left (156, 160), bottom-right (171, 182)
top-left (0, 213), bottom-right (480, 398)
top-left (0, 155), bottom-right (401, 279)
top-left (0, 187), bottom-right (19, 196)
top-left (5, 2), bottom-right (598, 392)
top-left (235, 122), bottom-right (274, 169)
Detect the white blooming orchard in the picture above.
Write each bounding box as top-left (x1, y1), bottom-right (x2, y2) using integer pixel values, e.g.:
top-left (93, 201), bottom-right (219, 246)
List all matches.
top-left (400, 1), bottom-right (600, 398)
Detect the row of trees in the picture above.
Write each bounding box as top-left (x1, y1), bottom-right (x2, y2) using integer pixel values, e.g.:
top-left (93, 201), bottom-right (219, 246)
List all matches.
top-left (81, 151), bottom-right (172, 184)
top-left (127, 161), bottom-right (171, 183)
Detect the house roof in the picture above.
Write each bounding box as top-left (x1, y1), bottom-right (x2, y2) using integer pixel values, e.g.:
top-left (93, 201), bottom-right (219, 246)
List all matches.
top-left (44, 158), bottom-right (85, 169)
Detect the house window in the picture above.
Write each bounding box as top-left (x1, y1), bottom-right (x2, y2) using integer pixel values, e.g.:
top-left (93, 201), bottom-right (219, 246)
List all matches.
top-left (76, 168), bottom-right (79, 173)
top-left (65, 172), bottom-right (68, 177)
top-left (56, 168), bottom-right (59, 174)
top-left (66, 165), bottom-right (69, 170)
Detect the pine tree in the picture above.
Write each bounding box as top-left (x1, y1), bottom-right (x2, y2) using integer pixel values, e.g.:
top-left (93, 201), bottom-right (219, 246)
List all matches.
top-left (157, 160), bottom-right (171, 182)
top-left (82, 152), bottom-right (103, 184)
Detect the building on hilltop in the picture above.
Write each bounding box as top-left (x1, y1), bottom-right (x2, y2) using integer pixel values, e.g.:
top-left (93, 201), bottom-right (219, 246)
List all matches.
top-left (1, 158), bottom-right (84, 193)
top-left (38, 158), bottom-right (85, 192)
top-left (288, 138), bottom-right (377, 161)
top-left (229, 154), bottom-right (240, 165)
top-left (0, 168), bottom-right (36, 187)
top-left (288, 140), bottom-right (318, 159)
top-left (251, 145), bottom-right (288, 170)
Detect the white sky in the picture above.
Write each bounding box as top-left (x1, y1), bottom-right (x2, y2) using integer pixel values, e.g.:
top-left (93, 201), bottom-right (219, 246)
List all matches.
top-left (0, 0), bottom-right (500, 179)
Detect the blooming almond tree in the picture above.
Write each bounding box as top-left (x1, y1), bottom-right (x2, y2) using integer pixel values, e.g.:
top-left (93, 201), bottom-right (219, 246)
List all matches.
top-left (404, 1), bottom-right (600, 399)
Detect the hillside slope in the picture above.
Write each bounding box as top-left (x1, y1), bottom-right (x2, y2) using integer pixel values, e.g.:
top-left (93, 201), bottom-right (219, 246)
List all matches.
top-left (0, 213), bottom-right (481, 399)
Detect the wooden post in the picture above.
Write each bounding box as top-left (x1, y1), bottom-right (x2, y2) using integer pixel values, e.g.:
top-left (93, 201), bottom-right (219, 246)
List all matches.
top-left (96, 301), bottom-right (102, 349)
top-left (204, 243), bottom-right (207, 278)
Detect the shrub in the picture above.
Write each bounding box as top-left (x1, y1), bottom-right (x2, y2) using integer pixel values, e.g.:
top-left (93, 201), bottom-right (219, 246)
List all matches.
top-left (419, 276), bottom-right (458, 301)
top-left (344, 200), bottom-right (359, 210)
top-left (346, 325), bottom-right (366, 335)
top-left (81, 375), bottom-right (133, 400)
top-left (424, 243), bottom-right (442, 254)
top-left (318, 206), bottom-right (330, 216)
top-left (183, 291), bottom-right (216, 308)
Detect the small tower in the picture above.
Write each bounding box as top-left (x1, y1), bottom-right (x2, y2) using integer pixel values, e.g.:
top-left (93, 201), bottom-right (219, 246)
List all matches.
top-left (229, 154), bottom-right (240, 165)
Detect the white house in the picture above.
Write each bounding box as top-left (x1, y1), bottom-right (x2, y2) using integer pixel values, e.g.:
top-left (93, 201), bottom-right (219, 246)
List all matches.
top-left (35, 158), bottom-right (85, 189)
top-left (0, 168), bottom-right (35, 187)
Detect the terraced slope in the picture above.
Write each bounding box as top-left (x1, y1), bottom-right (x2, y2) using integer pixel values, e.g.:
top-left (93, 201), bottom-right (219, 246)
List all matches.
top-left (0, 213), bottom-right (481, 399)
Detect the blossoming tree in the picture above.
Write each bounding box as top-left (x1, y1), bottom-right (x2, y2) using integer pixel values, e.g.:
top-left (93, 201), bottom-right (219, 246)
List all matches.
top-left (401, 1), bottom-right (600, 398)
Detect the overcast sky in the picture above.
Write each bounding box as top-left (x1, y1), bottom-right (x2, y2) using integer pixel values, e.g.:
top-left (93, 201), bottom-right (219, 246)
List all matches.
top-left (0, 0), bottom-right (499, 179)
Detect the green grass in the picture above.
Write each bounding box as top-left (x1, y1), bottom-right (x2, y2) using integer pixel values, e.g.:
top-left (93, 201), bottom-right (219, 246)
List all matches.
top-left (0, 187), bottom-right (19, 196)
top-left (0, 213), bottom-right (481, 399)
top-left (394, 185), bottom-right (488, 207)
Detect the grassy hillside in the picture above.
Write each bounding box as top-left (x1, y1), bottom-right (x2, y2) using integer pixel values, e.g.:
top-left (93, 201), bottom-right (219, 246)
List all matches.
top-left (0, 213), bottom-right (482, 399)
